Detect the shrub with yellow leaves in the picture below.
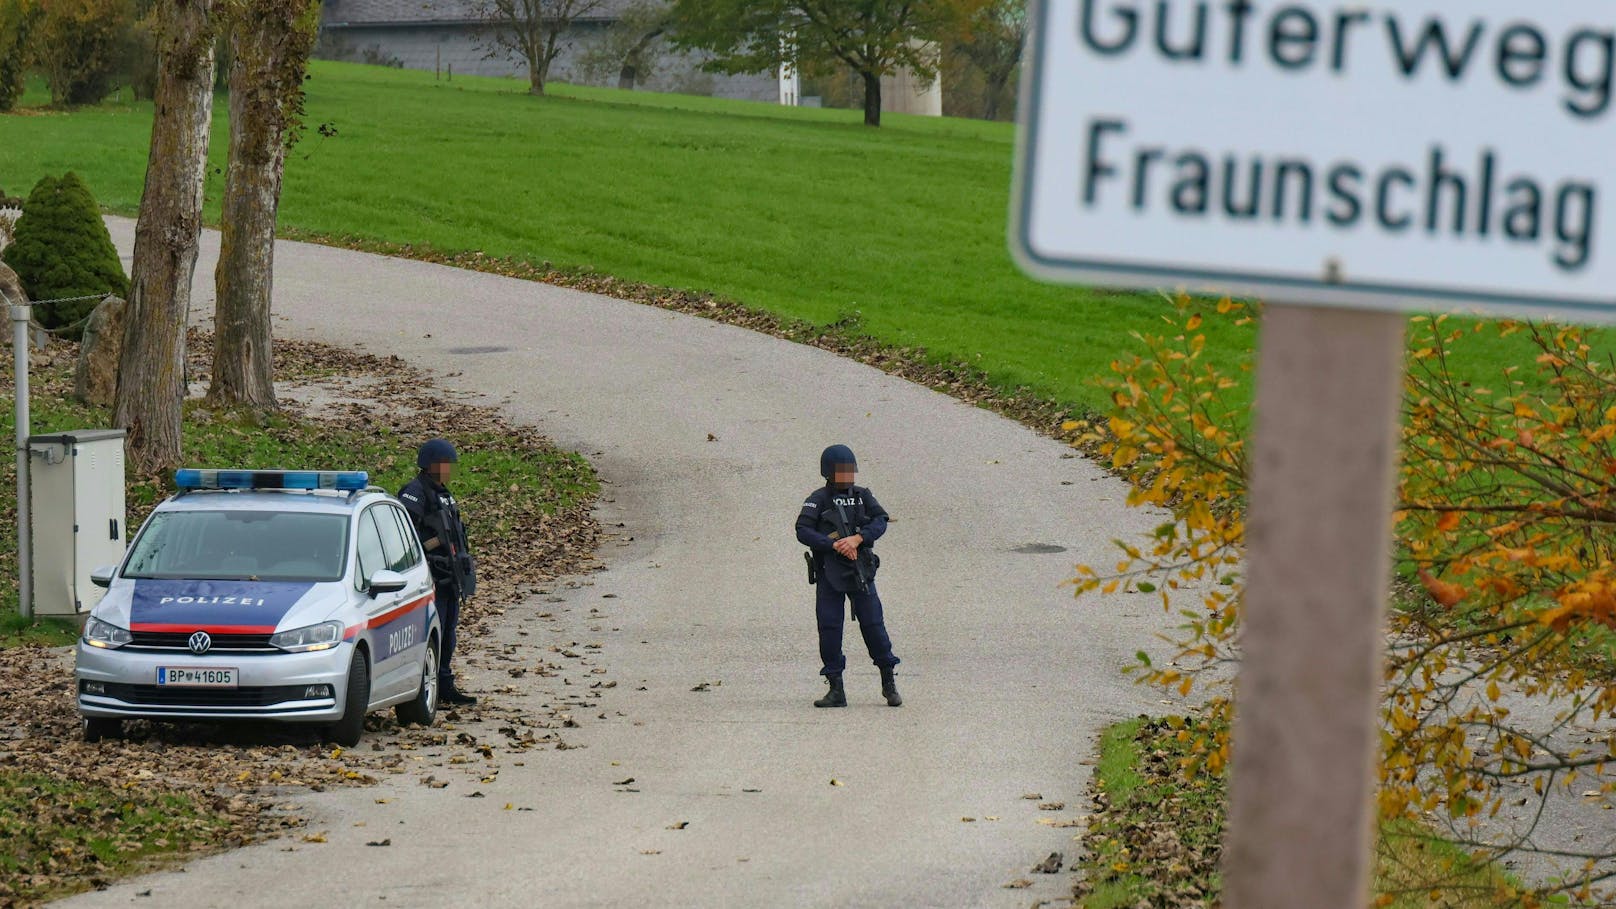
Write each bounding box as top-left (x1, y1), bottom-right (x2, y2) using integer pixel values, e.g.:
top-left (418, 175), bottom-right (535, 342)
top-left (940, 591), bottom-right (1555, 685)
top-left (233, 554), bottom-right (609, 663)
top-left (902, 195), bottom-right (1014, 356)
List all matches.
top-left (1073, 297), bottom-right (1616, 905)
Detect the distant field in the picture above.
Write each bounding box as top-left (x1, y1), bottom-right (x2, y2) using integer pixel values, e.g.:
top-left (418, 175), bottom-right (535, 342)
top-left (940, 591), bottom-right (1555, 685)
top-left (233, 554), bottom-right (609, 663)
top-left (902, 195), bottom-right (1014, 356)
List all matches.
top-left (0, 63), bottom-right (1583, 414)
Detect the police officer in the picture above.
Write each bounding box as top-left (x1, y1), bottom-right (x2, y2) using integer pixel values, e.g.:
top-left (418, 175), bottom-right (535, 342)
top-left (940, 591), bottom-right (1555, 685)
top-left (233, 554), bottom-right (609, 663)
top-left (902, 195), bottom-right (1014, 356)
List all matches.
top-left (399, 439), bottom-right (478, 706)
top-left (795, 444), bottom-right (902, 708)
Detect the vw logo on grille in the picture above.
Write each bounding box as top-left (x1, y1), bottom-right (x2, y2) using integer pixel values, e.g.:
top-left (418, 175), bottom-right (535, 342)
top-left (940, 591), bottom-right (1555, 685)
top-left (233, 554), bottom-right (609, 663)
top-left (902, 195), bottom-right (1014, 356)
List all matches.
top-left (188, 631), bottom-right (212, 655)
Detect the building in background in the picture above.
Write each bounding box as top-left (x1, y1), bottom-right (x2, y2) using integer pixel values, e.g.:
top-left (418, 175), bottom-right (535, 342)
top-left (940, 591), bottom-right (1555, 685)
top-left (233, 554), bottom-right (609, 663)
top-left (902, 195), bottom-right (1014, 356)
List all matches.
top-left (317, 0), bottom-right (781, 102)
top-left (880, 46), bottom-right (942, 117)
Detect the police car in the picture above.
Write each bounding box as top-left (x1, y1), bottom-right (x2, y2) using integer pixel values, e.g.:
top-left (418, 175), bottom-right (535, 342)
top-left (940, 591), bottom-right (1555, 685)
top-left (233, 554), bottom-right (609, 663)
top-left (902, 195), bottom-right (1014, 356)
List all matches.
top-left (75, 470), bottom-right (442, 746)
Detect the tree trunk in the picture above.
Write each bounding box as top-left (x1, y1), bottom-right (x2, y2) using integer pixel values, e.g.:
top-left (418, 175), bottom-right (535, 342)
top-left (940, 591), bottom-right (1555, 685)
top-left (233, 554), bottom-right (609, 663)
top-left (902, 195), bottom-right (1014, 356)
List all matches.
top-left (210, 0), bottom-right (317, 409)
top-left (115, 0), bottom-right (215, 474)
top-left (528, 53), bottom-right (544, 94)
top-left (861, 70), bottom-right (881, 126)
top-left (983, 70), bottom-right (1008, 121)
top-left (617, 62), bottom-right (636, 91)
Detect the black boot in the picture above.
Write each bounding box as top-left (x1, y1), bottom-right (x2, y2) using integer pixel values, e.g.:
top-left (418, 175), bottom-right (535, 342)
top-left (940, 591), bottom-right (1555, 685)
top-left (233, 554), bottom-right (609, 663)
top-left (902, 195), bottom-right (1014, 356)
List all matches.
top-left (440, 681), bottom-right (478, 706)
top-left (880, 667), bottom-right (902, 707)
top-left (814, 675), bottom-right (846, 708)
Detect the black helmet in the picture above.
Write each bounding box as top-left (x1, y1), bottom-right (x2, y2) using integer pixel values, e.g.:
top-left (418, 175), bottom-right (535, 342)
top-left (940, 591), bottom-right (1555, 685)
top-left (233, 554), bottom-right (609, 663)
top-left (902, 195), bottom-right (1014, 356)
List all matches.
top-left (417, 438), bottom-right (459, 470)
top-left (819, 444), bottom-right (856, 479)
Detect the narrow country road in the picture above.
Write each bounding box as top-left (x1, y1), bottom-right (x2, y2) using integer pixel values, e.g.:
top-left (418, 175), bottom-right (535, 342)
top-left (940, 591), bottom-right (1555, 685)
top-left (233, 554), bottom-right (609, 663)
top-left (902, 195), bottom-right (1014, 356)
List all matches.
top-left (63, 219), bottom-right (1184, 908)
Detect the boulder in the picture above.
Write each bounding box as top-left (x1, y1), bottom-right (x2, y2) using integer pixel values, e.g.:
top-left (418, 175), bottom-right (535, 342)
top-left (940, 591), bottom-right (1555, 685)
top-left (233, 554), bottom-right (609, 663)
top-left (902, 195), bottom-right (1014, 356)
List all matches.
top-left (0, 259), bottom-right (49, 350)
top-left (74, 295), bottom-right (125, 405)
top-left (0, 258), bottom-right (25, 310)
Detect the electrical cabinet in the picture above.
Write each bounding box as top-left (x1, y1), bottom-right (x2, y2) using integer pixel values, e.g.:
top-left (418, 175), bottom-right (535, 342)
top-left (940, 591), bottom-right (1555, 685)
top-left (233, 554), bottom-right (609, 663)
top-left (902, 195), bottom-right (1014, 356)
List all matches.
top-left (29, 429), bottom-right (126, 616)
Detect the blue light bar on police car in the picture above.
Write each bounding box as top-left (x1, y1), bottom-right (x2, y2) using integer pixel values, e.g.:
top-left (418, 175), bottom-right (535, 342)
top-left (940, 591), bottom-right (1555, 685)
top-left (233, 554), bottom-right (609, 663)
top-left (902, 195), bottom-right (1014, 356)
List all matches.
top-left (174, 469), bottom-right (370, 491)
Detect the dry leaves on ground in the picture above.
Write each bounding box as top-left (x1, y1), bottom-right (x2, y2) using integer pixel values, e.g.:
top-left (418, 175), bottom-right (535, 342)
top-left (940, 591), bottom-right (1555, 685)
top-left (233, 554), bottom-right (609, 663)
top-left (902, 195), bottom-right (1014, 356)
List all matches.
top-left (0, 330), bottom-right (603, 906)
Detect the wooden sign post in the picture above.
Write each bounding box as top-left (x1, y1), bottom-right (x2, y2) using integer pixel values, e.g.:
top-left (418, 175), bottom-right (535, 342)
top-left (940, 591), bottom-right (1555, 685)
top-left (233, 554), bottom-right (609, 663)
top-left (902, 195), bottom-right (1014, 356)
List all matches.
top-left (1010, 2), bottom-right (1616, 906)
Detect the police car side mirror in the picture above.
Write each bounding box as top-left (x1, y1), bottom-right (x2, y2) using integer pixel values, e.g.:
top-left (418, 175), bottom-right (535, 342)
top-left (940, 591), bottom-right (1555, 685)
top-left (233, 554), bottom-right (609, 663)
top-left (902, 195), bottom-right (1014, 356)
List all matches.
top-left (366, 570), bottom-right (408, 597)
top-left (90, 566), bottom-right (117, 589)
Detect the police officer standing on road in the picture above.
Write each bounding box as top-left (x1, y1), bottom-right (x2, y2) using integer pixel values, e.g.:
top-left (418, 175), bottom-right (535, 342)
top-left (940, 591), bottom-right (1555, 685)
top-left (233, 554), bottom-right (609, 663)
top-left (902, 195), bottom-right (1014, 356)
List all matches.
top-left (796, 444), bottom-right (902, 708)
top-left (399, 439), bottom-right (478, 706)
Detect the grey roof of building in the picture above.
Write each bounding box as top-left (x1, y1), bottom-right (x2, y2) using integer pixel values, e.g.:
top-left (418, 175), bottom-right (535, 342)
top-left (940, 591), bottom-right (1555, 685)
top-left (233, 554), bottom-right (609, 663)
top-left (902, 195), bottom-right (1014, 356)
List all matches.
top-left (321, 0), bottom-right (641, 25)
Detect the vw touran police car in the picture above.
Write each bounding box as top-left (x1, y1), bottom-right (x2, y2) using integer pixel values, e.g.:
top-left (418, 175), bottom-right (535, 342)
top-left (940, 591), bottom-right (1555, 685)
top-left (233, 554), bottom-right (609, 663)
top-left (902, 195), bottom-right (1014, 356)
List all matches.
top-left (76, 470), bottom-right (442, 745)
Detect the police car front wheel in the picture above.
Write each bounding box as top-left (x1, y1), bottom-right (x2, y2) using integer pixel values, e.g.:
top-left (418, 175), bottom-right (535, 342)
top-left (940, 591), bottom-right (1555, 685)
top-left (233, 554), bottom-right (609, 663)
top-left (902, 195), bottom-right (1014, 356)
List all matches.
top-left (325, 648), bottom-right (370, 747)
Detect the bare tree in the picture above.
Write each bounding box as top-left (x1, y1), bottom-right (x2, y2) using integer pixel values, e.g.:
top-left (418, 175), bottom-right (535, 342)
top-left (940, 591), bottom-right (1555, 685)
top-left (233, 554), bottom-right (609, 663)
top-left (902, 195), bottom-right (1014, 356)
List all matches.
top-left (575, 0), bottom-right (669, 90)
top-left (115, 0), bottom-right (215, 472)
top-left (478, 0), bottom-right (605, 95)
top-left (208, 0), bottom-right (319, 409)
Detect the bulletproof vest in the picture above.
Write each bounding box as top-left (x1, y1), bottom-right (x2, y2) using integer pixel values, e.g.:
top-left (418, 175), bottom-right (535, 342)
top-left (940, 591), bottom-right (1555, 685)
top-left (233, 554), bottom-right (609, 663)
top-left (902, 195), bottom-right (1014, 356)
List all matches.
top-left (401, 477), bottom-right (470, 582)
top-left (810, 486), bottom-right (880, 592)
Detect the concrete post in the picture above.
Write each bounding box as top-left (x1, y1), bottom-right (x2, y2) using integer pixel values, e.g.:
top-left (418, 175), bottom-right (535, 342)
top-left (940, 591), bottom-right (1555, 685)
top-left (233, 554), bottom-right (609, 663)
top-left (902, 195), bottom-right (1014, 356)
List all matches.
top-left (1223, 304), bottom-right (1405, 909)
top-left (10, 302), bottom-right (31, 619)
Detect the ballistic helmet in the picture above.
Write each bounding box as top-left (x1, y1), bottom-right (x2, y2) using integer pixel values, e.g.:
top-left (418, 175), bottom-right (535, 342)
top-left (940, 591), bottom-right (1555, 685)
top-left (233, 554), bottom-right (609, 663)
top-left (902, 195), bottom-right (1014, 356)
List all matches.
top-left (417, 438), bottom-right (459, 470)
top-left (820, 444), bottom-right (857, 479)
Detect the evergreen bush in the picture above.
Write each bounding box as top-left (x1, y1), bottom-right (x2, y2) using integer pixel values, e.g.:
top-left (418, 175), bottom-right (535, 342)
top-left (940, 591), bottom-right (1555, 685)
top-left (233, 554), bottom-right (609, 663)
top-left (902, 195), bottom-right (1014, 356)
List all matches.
top-left (1, 172), bottom-right (129, 332)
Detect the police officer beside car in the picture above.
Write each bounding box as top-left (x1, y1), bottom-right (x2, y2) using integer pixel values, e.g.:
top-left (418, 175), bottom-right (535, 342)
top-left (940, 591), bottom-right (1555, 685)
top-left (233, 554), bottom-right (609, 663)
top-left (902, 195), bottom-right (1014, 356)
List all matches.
top-left (399, 439), bottom-right (478, 706)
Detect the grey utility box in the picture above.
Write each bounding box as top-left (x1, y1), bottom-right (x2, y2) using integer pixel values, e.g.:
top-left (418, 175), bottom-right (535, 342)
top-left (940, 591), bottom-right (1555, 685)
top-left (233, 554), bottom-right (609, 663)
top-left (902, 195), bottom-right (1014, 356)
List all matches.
top-left (29, 429), bottom-right (127, 616)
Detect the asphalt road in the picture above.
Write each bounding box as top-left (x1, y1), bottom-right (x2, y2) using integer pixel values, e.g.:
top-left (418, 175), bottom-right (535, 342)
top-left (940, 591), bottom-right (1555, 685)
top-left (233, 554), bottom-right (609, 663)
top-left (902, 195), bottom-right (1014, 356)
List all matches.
top-left (64, 219), bottom-right (1187, 908)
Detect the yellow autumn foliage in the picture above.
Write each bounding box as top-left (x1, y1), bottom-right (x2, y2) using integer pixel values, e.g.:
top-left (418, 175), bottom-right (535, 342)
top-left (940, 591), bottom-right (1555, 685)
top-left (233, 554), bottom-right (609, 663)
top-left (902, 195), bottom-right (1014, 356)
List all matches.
top-left (1073, 298), bottom-right (1616, 906)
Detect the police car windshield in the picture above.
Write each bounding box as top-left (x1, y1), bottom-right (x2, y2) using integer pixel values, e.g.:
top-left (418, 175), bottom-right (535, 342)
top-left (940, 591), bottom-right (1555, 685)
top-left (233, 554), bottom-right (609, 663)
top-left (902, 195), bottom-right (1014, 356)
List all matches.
top-left (123, 510), bottom-right (350, 582)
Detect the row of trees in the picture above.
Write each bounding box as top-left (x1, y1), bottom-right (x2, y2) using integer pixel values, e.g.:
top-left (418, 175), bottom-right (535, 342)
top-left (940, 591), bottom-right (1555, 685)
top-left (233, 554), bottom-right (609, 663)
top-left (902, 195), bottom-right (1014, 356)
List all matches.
top-left (481, 0), bottom-right (1027, 125)
top-left (0, 0), bottom-right (154, 111)
top-left (115, 0), bottom-right (317, 470)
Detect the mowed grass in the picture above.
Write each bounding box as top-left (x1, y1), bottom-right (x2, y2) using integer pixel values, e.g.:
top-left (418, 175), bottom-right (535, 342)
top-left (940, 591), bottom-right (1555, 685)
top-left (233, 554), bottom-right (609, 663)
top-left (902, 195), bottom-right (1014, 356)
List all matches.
top-left (0, 63), bottom-right (1595, 413)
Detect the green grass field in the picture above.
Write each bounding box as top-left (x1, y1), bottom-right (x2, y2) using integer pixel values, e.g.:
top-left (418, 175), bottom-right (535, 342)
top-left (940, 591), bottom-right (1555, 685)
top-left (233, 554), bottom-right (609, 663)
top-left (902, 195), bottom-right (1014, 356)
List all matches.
top-left (0, 63), bottom-right (1593, 414)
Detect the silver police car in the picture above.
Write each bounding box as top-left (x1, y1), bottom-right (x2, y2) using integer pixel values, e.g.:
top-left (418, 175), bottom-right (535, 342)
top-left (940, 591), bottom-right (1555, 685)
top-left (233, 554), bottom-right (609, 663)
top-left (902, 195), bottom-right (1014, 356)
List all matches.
top-left (76, 470), bottom-right (442, 745)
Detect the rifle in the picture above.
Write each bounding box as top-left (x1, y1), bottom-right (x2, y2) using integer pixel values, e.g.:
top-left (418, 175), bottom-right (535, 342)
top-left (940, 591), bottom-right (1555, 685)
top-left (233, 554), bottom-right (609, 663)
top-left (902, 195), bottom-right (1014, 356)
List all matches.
top-left (830, 496), bottom-right (870, 593)
top-left (421, 507), bottom-right (475, 598)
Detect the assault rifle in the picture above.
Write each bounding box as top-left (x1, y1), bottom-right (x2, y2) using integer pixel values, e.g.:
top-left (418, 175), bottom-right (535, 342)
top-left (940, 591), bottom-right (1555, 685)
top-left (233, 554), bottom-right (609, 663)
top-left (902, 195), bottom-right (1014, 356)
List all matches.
top-left (421, 508), bottom-right (476, 598)
top-left (829, 497), bottom-right (870, 593)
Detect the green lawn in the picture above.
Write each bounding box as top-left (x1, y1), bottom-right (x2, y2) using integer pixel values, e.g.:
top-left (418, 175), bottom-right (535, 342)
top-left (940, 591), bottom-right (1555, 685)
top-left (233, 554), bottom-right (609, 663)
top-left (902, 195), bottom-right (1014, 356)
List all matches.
top-left (0, 63), bottom-right (1594, 414)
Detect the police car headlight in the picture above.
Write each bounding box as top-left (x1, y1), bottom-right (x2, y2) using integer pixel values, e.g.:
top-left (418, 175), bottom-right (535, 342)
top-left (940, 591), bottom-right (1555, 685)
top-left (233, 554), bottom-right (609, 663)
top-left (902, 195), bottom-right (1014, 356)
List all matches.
top-left (84, 617), bottom-right (132, 649)
top-left (269, 621), bottom-right (345, 653)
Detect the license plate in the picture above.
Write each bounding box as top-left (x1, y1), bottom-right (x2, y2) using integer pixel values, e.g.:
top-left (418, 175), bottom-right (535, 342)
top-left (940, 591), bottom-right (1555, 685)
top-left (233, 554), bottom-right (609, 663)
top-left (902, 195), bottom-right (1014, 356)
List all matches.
top-left (157, 667), bottom-right (238, 688)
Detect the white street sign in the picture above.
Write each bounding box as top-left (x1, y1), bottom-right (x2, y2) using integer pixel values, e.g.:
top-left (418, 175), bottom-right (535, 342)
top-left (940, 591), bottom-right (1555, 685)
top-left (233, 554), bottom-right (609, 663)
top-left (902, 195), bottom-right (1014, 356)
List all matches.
top-left (1012, 0), bottom-right (1616, 320)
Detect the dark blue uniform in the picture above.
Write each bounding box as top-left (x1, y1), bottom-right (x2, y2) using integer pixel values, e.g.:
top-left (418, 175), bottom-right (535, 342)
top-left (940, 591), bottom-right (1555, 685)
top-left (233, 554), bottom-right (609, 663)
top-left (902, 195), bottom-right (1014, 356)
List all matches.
top-left (796, 483), bottom-right (900, 677)
top-left (398, 473), bottom-right (473, 689)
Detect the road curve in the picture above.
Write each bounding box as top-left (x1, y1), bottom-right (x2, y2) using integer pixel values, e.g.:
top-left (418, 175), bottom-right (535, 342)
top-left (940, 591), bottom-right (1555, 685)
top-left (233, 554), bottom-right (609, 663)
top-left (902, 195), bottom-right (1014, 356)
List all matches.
top-left (62, 219), bottom-right (1181, 909)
